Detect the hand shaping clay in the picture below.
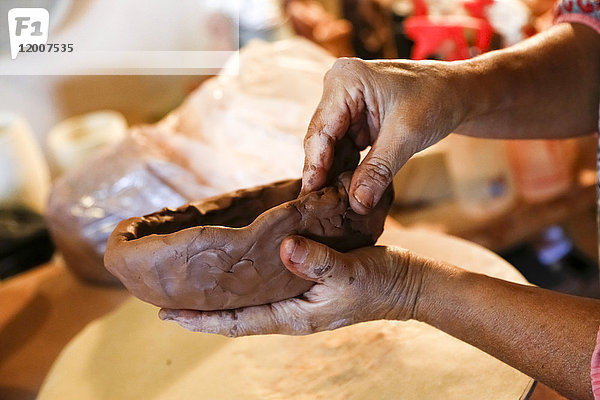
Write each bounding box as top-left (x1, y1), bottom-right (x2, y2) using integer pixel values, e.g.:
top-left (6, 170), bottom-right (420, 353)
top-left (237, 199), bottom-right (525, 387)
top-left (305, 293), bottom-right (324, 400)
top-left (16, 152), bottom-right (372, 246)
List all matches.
top-left (104, 173), bottom-right (393, 311)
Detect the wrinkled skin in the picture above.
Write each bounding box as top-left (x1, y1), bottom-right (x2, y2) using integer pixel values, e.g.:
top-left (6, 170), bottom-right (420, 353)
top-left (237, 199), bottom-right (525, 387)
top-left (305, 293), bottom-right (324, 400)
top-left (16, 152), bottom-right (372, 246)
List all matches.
top-left (105, 172), bottom-right (393, 311)
top-left (159, 239), bottom-right (424, 336)
top-left (300, 57), bottom-right (466, 215)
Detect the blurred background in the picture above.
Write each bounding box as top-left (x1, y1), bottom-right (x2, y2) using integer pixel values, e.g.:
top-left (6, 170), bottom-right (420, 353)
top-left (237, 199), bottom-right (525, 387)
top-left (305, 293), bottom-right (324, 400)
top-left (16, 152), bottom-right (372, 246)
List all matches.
top-left (1, 0), bottom-right (597, 297)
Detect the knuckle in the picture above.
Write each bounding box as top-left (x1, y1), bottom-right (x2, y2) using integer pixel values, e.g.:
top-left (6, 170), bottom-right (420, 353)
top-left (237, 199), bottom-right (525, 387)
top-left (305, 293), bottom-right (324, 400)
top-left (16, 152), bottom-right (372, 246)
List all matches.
top-left (326, 57), bottom-right (364, 81)
top-left (305, 129), bottom-right (334, 146)
top-left (323, 67), bottom-right (337, 83)
top-left (310, 248), bottom-right (337, 274)
top-left (290, 302), bottom-right (321, 334)
top-left (271, 302), bottom-right (302, 333)
top-left (332, 57), bottom-right (362, 70)
top-left (303, 127), bottom-right (317, 146)
top-left (362, 157), bottom-right (394, 187)
top-left (306, 113), bottom-right (331, 142)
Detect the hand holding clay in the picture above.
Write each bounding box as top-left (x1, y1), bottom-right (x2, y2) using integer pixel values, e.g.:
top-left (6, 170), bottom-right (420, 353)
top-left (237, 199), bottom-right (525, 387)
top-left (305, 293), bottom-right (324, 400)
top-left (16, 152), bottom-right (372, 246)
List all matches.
top-left (105, 171), bottom-right (393, 311)
top-left (159, 237), bottom-right (430, 337)
top-left (302, 58), bottom-right (466, 214)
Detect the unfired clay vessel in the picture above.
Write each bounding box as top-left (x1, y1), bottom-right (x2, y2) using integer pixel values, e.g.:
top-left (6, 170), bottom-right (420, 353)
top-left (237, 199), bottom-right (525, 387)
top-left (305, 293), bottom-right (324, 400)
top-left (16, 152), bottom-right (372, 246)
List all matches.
top-left (105, 137), bottom-right (393, 311)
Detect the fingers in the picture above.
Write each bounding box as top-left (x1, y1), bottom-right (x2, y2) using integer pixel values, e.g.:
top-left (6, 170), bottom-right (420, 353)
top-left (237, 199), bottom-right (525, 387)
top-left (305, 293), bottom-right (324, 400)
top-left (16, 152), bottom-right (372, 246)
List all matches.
top-left (159, 299), bottom-right (314, 337)
top-left (348, 116), bottom-right (407, 215)
top-left (280, 236), bottom-right (350, 286)
top-left (301, 100), bottom-right (350, 196)
top-left (301, 58), bottom-right (368, 196)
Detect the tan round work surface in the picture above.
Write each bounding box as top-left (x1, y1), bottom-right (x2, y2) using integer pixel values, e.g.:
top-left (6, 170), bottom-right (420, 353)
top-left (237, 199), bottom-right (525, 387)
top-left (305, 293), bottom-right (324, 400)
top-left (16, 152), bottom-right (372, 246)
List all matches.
top-left (38, 226), bottom-right (534, 400)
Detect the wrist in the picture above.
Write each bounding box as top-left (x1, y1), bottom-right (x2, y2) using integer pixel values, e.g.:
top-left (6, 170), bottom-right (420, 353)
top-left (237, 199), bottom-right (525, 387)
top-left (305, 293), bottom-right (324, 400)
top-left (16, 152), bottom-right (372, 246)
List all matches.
top-left (450, 49), bottom-right (534, 134)
top-left (443, 60), bottom-right (492, 129)
top-left (410, 256), bottom-right (468, 324)
top-left (382, 247), bottom-right (443, 322)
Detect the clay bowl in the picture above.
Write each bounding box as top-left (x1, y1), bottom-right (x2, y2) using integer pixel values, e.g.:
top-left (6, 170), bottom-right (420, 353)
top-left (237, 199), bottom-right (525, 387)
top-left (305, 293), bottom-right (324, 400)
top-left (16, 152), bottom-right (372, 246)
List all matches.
top-left (104, 173), bottom-right (393, 311)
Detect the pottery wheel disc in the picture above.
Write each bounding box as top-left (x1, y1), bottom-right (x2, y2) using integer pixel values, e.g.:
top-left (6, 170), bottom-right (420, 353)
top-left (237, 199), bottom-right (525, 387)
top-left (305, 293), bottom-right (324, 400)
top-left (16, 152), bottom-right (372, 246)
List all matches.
top-left (38, 227), bottom-right (533, 400)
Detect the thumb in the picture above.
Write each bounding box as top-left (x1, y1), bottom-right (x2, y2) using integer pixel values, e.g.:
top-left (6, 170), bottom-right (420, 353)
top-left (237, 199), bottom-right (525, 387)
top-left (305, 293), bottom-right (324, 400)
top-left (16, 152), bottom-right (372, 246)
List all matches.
top-left (348, 117), bottom-right (411, 215)
top-left (280, 236), bottom-right (348, 285)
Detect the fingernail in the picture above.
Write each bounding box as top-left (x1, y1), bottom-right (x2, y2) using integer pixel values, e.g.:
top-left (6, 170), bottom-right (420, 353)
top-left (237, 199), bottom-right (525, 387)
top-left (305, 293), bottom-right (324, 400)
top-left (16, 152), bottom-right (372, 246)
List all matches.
top-left (285, 238), bottom-right (308, 264)
top-left (354, 185), bottom-right (374, 209)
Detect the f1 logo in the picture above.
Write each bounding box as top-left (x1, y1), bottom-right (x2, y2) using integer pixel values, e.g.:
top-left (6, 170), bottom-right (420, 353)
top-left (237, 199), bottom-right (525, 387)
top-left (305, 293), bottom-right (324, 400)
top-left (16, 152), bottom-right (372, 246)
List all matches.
top-left (7, 8), bottom-right (49, 59)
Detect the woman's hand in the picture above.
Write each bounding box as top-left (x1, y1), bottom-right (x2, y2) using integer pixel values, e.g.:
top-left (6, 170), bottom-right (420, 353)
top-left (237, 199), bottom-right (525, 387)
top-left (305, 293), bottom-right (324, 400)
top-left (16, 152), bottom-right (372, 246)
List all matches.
top-left (158, 236), bottom-right (430, 337)
top-left (302, 57), bottom-right (467, 215)
top-left (158, 230), bottom-right (600, 400)
top-left (303, 24), bottom-right (600, 217)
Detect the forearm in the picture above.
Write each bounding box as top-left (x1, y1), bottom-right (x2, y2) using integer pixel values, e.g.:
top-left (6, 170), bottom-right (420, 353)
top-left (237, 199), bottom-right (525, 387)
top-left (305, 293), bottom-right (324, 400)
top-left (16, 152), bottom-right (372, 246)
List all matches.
top-left (413, 262), bottom-right (600, 400)
top-left (452, 23), bottom-right (600, 139)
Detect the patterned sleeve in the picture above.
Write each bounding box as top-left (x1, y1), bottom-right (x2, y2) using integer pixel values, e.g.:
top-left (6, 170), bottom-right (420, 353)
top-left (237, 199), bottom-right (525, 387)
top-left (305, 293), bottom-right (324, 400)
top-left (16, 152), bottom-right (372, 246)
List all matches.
top-left (554, 0), bottom-right (600, 34)
top-left (592, 329), bottom-right (600, 399)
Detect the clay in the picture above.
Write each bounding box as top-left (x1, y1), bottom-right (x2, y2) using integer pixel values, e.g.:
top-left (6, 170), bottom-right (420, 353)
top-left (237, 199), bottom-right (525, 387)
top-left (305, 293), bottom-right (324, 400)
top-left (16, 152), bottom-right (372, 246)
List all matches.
top-left (104, 172), bottom-right (393, 311)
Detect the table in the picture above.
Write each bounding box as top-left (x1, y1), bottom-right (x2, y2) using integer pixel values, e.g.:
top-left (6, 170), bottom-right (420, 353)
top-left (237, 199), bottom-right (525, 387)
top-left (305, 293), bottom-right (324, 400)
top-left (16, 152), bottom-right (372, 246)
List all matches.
top-left (0, 259), bottom-right (129, 399)
top-left (0, 221), bottom-right (568, 399)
